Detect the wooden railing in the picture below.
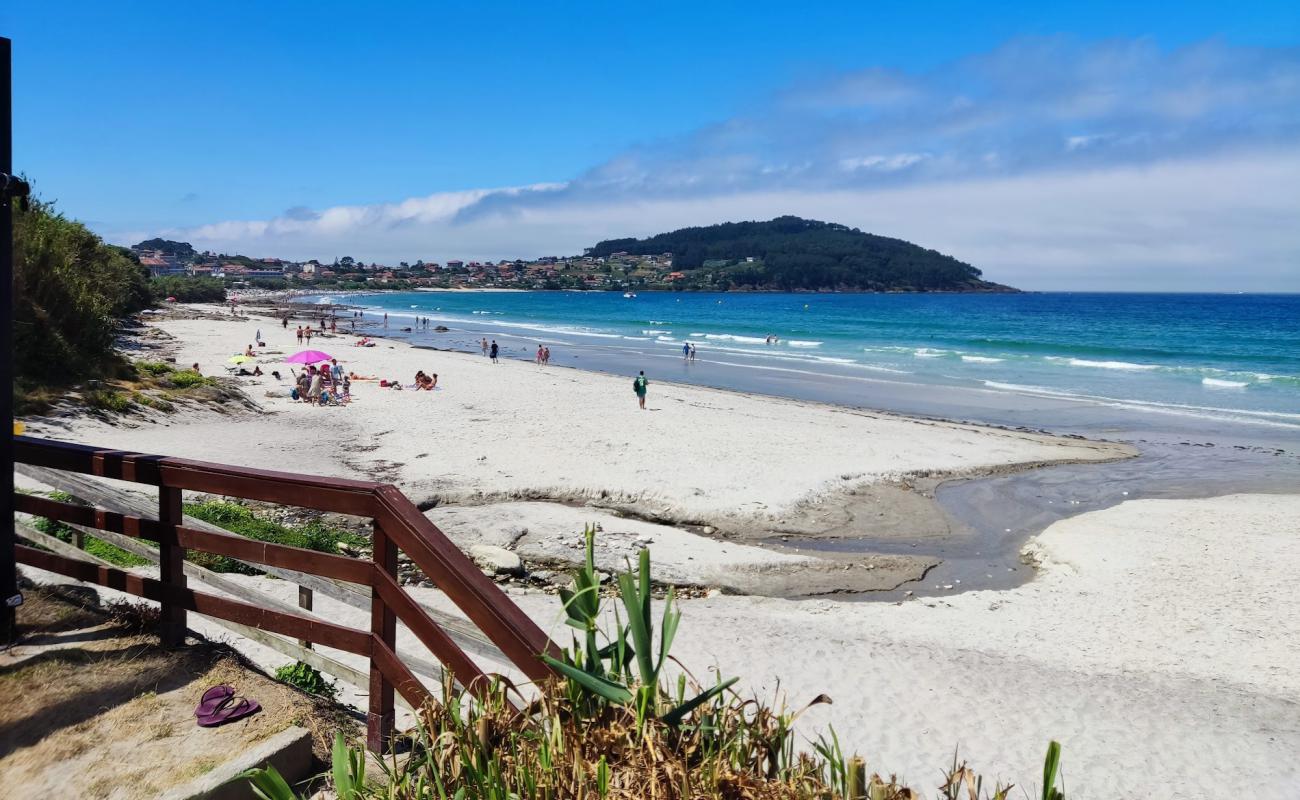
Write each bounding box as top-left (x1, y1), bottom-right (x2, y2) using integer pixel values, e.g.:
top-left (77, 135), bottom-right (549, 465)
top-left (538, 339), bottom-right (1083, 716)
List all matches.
top-left (10, 435), bottom-right (558, 751)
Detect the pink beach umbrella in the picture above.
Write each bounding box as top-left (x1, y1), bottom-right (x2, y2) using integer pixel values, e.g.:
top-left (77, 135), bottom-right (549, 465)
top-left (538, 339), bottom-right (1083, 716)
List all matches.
top-left (285, 350), bottom-right (333, 364)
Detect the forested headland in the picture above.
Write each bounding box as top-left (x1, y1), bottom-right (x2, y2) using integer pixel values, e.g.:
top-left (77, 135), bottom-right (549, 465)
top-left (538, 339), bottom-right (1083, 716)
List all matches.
top-left (587, 216), bottom-right (1014, 292)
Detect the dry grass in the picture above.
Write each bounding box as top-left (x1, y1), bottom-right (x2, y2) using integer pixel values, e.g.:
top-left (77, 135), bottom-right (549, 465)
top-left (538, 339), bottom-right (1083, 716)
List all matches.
top-left (0, 582), bottom-right (360, 798)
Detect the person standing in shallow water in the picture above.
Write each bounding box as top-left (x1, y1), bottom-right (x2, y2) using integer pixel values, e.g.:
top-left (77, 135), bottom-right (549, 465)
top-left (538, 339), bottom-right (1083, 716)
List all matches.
top-left (633, 370), bottom-right (648, 409)
top-left (490, 340), bottom-right (499, 363)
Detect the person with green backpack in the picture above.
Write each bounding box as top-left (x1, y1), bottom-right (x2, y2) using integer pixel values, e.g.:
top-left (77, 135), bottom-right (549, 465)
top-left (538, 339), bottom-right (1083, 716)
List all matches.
top-left (632, 370), bottom-right (648, 410)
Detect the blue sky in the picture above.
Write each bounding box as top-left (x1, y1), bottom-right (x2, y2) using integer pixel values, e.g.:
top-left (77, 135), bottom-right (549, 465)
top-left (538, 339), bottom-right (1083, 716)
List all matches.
top-left (5, 1), bottom-right (1300, 290)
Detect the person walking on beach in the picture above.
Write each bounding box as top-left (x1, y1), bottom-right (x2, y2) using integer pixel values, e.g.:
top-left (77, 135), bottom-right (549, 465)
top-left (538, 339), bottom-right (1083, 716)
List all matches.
top-left (305, 327), bottom-right (313, 344)
top-left (490, 340), bottom-right (500, 363)
top-left (282, 316), bottom-right (289, 329)
top-left (633, 370), bottom-right (648, 410)
top-left (296, 326), bottom-right (304, 344)
top-left (536, 344), bottom-right (544, 365)
top-left (542, 346), bottom-right (551, 365)
top-left (481, 337), bottom-right (489, 357)
top-left (689, 343), bottom-right (697, 362)
top-left (683, 342), bottom-right (690, 360)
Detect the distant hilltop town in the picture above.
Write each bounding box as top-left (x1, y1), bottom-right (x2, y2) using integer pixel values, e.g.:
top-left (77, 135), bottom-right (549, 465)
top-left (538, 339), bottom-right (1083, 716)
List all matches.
top-left (132, 237), bottom-right (687, 292)
top-left (131, 217), bottom-right (1013, 293)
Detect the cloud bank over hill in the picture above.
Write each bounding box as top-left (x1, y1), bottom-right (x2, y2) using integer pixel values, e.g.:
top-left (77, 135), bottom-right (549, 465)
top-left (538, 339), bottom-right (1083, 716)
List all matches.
top-left (122, 37), bottom-right (1300, 291)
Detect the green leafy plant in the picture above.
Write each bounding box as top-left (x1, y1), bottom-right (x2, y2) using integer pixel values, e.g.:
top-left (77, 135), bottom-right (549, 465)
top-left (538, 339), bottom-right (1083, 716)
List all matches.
top-left (241, 763), bottom-right (301, 800)
top-left (275, 661), bottom-right (338, 700)
top-left (542, 525), bottom-right (737, 728)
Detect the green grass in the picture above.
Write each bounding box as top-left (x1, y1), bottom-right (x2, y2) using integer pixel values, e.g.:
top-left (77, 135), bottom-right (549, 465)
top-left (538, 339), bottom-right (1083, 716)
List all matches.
top-left (32, 491), bottom-right (151, 568)
top-left (184, 501), bottom-right (368, 573)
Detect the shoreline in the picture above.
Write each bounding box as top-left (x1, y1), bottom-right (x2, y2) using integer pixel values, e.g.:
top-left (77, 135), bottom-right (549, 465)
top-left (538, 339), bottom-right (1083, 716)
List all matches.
top-left (24, 301), bottom-right (1136, 598)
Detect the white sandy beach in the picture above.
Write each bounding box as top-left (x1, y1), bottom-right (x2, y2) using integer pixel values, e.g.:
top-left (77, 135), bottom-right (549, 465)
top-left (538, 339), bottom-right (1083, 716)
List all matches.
top-left (17, 305), bottom-right (1300, 797)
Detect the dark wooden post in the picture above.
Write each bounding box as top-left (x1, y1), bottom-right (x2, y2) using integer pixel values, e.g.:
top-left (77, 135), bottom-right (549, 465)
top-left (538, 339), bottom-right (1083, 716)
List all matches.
top-left (157, 485), bottom-right (186, 646)
top-left (297, 585), bottom-right (313, 649)
top-left (1, 37), bottom-right (24, 645)
top-left (367, 520), bottom-right (397, 752)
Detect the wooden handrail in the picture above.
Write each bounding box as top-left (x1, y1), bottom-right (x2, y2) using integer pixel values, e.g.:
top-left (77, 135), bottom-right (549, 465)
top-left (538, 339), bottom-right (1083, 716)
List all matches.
top-left (11, 434), bottom-right (556, 751)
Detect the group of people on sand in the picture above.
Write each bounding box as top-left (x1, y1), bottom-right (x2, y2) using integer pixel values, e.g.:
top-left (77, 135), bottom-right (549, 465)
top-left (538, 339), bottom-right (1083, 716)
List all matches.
top-left (413, 371), bottom-right (438, 390)
top-left (291, 359), bottom-right (349, 406)
top-left (535, 344), bottom-right (551, 365)
top-left (480, 338), bottom-right (500, 363)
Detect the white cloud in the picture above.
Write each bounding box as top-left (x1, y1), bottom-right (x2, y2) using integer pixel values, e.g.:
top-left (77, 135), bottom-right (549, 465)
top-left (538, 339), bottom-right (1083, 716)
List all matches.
top-left (122, 149), bottom-right (1300, 291)
top-left (113, 37), bottom-right (1300, 290)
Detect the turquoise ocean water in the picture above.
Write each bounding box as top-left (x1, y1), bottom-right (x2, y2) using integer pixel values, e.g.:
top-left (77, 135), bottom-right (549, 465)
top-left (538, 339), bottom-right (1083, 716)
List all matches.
top-left (339, 291), bottom-right (1298, 430)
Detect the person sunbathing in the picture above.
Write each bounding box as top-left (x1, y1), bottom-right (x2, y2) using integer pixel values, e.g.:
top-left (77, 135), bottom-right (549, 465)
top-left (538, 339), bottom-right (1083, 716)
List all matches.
top-left (349, 371), bottom-right (379, 380)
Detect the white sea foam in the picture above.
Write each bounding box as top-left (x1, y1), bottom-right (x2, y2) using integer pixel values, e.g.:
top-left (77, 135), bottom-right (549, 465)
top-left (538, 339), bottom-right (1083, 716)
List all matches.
top-left (980, 380), bottom-right (1300, 429)
top-left (962, 355), bottom-right (1004, 363)
top-left (787, 340), bottom-right (823, 348)
top-left (912, 348), bottom-right (948, 358)
top-left (689, 333), bottom-right (707, 337)
top-left (1203, 377), bottom-right (1249, 388)
top-left (1053, 357), bottom-right (1159, 371)
top-left (814, 356), bottom-right (857, 364)
top-left (704, 334), bottom-right (768, 344)
top-left (656, 336), bottom-right (678, 343)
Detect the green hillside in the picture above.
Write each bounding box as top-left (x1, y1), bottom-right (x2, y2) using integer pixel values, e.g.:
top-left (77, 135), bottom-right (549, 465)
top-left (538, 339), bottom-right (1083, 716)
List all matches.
top-left (587, 216), bottom-right (1013, 292)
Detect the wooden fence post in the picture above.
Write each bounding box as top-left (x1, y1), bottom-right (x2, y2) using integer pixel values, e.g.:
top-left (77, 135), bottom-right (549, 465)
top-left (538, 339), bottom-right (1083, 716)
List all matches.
top-left (297, 586), bottom-right (313, 649)
top-left (368, 520), bottom-right (398, 752)
top-left (157, 485), bottom-right (186, 646)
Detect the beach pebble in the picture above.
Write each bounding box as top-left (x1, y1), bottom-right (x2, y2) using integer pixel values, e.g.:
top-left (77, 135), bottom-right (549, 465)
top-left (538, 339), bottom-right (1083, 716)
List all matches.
top-left (468, 544), bottom-right (524, 576)
top-left (702, 526), bottom-right (716, 534)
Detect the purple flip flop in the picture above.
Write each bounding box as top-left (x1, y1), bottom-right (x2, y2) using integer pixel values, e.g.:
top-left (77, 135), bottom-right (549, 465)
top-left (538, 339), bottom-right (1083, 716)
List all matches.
top-left (195, 684), bottom-right (234, 718)
top-left (197, 695), bottom-right (262, 727)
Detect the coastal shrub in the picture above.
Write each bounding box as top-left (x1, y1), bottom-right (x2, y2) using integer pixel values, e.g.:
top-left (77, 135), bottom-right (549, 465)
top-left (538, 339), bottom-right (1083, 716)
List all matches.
top-left (135, 360), bottom-right (175, 377)
top-left (167, 370), bottom-right (215, 389)
top-left (13, 193), bottom-right (151, 388)
top-left (274, 661), bottom-right (338, 700)
top-left (83, 389), bottom-right (134, 413)
top-left (244, 530), bottom-right (1051, 799)
top-left (150, 275), bottom-right (227, 303)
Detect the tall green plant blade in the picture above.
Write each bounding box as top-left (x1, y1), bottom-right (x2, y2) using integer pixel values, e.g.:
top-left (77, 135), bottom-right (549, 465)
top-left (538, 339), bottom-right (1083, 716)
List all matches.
top-left (541, 655), bottom-right (634, 704)
top-left (241, 764), bottom-right (300, 800)
top-left (331, 731), bottom-right (358, 798)
top-left (1042, 740), bottom-right (1063, 800)
top-left (618, 569), bottom-right (657, 686)
top-left (656, 589), bottom-right (681, 676)
top-left (661, 676), bottom-right (738, 727)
